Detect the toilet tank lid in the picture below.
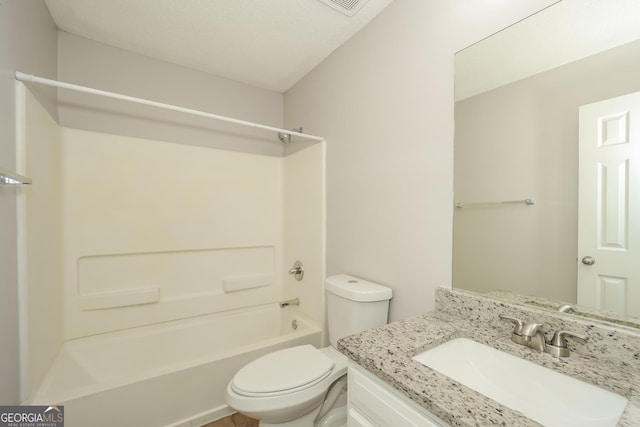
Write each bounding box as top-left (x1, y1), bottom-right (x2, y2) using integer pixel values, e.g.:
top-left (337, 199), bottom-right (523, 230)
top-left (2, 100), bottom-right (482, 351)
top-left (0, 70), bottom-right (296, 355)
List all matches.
top-left (325, 274), bottom-right (392, 302)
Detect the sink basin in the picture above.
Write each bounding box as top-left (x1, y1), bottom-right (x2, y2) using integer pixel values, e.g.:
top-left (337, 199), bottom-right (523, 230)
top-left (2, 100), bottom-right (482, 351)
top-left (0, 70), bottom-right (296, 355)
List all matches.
top-left (413, 338), bottom-right (628, 427)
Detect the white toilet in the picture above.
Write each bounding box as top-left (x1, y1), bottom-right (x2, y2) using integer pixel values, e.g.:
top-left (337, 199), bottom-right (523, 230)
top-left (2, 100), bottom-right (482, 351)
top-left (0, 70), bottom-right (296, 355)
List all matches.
top-left (225, 274), bottom-right (392, 427)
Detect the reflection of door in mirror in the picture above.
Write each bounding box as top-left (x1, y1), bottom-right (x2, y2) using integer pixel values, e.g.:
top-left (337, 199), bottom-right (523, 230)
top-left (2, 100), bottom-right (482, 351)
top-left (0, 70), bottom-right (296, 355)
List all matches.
top-left (578, 91), bottom-right (640, 317)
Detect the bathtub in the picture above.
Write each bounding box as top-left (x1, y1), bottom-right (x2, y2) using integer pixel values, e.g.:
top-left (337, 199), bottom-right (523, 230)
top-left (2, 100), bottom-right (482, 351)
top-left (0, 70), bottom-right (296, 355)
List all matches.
top-left (30, 304), bottom-right (321, 427)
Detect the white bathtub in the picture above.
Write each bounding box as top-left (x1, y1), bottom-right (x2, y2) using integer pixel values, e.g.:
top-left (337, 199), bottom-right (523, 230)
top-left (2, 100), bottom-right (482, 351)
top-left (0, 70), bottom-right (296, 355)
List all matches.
top-left (30, 304), bottom-right (321, 427)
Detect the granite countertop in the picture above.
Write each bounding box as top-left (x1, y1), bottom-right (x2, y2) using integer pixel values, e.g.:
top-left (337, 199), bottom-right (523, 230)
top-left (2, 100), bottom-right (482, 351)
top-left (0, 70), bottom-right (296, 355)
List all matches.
top-left (338, 308), bottom-right (640, 426)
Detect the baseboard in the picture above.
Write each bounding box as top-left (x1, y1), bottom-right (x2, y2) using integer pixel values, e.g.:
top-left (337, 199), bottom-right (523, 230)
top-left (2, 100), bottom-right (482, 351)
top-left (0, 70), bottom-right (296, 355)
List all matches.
top-left (165, 404), bottom-right (235, 427)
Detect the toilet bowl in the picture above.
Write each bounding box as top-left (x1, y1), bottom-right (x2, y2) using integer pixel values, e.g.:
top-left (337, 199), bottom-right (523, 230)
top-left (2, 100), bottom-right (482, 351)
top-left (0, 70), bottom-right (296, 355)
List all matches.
top-left (225, 274), bottom-right (392, 426)
top-left (226, 346), bottom-right (347, 426)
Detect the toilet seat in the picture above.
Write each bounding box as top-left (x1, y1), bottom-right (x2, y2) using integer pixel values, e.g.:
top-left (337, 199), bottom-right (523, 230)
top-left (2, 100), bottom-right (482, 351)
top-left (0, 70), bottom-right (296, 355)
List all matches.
top-left (226, 345), bottom-right (348, 425)
top-left (231, 345), bottom-right (335, 397)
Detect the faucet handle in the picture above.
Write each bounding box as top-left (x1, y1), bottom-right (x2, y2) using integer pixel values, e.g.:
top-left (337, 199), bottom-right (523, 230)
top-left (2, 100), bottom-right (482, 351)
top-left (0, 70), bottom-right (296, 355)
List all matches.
top-left (520, 322), bottom-right (544, 338)
top-left (549, 330), bottom-right (588, 347)
top-left (499, 314), bottom-right (525, 334)
top-left (546, 330), bottom-right (588, 357)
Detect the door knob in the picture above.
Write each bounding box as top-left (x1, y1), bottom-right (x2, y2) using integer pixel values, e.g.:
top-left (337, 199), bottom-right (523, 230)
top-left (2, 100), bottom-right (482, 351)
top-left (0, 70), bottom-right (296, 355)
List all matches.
top-left (581, 256), bottom-right (595, 265)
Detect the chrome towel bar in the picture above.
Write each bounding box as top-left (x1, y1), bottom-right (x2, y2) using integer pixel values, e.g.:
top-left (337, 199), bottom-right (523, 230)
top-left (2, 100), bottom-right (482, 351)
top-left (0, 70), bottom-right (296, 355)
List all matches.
top-left (455, 198), bottom-right (535, 209)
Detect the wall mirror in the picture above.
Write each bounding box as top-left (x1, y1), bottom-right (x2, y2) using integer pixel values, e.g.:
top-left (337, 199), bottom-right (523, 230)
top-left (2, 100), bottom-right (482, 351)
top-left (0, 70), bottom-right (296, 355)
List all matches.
top-left (453, 0), bottom-right (640, 328)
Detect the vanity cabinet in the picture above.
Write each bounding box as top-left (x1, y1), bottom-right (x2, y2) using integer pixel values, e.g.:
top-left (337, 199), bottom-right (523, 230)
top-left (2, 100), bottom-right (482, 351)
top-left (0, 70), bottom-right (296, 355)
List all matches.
top-left (347, 362), bottom-right (449, 427)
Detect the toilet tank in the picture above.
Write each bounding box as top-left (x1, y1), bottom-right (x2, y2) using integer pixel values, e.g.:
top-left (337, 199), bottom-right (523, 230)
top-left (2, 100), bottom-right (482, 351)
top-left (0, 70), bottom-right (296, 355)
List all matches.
top-left (326, 274), bottom-right (393, 348)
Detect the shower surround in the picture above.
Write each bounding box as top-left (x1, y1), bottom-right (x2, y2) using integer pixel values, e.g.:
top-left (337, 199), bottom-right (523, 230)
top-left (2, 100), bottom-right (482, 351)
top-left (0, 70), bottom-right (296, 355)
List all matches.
top-left (17, 84), bottom-right (325, 425)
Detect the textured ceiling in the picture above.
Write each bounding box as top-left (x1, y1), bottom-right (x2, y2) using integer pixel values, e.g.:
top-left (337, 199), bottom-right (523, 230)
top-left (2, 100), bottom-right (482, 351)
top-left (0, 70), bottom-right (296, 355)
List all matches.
top-left (45, 0), bottom-right (394, 93)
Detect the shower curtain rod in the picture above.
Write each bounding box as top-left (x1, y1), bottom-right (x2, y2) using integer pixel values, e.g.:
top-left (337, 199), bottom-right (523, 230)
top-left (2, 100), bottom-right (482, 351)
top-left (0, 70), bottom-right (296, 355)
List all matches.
top-left (15, 72), bottom-right (325, 143)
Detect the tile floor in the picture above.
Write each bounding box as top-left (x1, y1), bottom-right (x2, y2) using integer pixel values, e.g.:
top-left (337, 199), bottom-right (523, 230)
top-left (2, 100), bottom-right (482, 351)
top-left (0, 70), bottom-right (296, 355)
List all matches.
top-left (202, 412), bottom-right (258, 427)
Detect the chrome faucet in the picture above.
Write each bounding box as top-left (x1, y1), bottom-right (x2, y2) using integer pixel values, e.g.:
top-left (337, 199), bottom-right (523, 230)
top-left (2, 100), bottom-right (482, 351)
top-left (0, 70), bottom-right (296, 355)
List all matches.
top-left (499, 315), bottom-right (588, 357)
top-left (558, 304), bottom-right (575, 313)
top-left (520, 322), bottom-right (546, 352)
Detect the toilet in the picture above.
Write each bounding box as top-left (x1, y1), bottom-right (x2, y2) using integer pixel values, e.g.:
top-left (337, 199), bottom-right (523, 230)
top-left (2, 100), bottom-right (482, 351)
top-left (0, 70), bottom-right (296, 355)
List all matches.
top-left (225, 274), bottom-right (393, 427)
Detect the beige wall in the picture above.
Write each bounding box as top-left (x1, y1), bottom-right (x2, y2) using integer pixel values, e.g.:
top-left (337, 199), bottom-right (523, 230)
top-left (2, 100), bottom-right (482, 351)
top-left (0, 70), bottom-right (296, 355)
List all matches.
top-left (284, 0), bottom-right (558, 321)
top-left (57, 32), bottom-right (285, 156)
top-left (454, 39), bottom-right (640, 302)
top-left (0, 0), bottom-right (57, 406)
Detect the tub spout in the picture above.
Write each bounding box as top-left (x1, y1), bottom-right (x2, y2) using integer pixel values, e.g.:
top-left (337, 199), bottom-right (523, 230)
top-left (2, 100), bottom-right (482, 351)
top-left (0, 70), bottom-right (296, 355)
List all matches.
top-left (279, 298), bottom-right (300, 308)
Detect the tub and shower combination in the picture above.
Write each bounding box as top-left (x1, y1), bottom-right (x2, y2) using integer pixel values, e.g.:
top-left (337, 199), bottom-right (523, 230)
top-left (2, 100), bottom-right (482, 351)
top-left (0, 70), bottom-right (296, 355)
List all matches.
top-left (31, 304), bottom-right (321, 426)
top-left (17, 77), bottom-right (326, 426)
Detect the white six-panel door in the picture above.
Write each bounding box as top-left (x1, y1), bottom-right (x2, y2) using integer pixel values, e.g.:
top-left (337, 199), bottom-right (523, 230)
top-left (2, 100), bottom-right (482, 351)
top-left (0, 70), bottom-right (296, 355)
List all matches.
top-left (578, 91), bottom-right (640, 317)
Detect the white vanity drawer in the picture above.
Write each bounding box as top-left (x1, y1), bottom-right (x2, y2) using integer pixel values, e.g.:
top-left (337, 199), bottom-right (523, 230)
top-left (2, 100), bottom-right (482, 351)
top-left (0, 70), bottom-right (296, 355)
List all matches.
top-left (347, 363), bottom-right (448, 427)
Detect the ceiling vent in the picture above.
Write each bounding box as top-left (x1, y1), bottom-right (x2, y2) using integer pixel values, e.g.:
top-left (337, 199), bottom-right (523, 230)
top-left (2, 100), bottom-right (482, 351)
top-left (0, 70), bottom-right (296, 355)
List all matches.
top-left (317, 0), bottom-right (371, 16)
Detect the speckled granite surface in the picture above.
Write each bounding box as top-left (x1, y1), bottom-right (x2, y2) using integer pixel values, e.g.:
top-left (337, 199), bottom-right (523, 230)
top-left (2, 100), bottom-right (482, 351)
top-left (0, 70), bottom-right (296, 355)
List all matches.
top-left (338, 288), bottom-right (640, 426)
